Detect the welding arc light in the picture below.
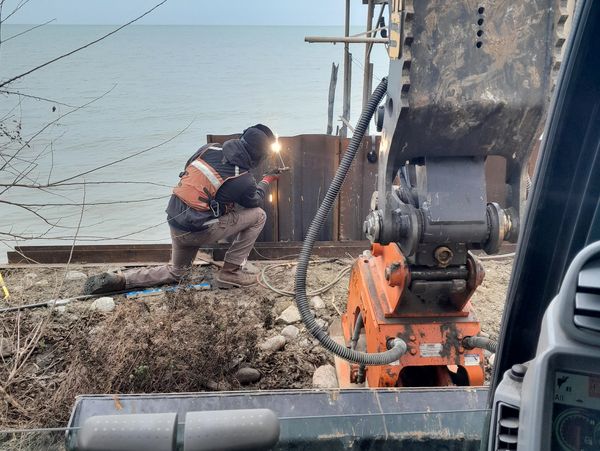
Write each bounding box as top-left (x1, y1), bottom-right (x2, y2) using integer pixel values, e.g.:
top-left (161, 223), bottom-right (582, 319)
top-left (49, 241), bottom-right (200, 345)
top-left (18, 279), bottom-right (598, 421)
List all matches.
top-left (271, 135), bottom-right (282, 153)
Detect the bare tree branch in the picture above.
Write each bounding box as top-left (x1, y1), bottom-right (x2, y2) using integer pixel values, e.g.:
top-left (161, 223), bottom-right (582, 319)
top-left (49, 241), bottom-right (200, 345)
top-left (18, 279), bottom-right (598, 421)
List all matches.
top-left (0, 89), bottom-right (76, 108)
top-left (0, 180), bottom-right (172, 189)
top-left (0, 199), bottom-right (82, 230)
top-left (1, 18), bottom-right (55, 43)
top-left (0, 84), bottom-right (117, 177)
top-left (52, 183), bottom-right (86, 296)
top-left (50, 120), bottom-right (192, 185)
top-left (1, 194), bottom-right (169, 207)
top-left (0, 0), bottom-right (31, 24)
top-left (0, 0), bottom-right (168, 89)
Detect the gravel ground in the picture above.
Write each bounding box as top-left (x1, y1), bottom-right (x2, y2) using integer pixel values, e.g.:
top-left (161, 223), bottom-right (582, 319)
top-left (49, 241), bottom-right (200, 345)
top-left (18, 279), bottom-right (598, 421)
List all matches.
top-left (470, 258), bottom-right (514, 340)
top-left (0, 256), bottom-right (512, 431)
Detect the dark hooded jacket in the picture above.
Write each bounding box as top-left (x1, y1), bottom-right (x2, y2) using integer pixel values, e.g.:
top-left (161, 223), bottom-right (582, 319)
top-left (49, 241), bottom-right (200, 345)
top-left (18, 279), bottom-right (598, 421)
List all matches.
top-left (166, 137), bottom-right (269, 232)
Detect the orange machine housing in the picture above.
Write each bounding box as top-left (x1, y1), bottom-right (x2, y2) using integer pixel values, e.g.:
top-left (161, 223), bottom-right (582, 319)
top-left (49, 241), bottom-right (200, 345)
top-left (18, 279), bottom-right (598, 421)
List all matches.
top-left (337, 243), bottom-right (485, 388)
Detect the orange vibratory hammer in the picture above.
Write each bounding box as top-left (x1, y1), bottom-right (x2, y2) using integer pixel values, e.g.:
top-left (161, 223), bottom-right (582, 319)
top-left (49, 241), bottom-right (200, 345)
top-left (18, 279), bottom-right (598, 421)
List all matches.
top-left (336, 243), bottom-right (486, 388)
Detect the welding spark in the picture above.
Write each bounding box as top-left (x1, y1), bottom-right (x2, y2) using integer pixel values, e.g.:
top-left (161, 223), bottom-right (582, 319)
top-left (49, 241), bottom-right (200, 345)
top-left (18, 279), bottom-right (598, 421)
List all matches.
top-left (271, 134), bottom-right (282, 153)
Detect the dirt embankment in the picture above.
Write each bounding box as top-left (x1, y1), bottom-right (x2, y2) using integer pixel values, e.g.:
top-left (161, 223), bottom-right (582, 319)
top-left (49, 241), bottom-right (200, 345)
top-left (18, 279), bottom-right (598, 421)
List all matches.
top-left (0, 257), bottom-right (512, 430)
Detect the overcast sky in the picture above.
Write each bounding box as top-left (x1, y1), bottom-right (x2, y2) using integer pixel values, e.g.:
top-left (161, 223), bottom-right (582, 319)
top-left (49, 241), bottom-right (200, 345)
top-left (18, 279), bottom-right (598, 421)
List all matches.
top-left (3, 0), bottom-right (372, 26)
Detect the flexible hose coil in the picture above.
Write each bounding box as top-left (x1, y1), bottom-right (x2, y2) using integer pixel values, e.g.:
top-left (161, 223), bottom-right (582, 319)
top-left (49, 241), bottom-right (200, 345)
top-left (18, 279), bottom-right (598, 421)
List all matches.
top-left (294, 77), bottom-right (407, 365)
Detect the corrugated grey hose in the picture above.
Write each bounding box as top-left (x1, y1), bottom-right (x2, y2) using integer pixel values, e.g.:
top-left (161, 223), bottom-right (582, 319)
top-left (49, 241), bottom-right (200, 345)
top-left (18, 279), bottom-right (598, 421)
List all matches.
top-left (294, 77), bottom-right (407, 365)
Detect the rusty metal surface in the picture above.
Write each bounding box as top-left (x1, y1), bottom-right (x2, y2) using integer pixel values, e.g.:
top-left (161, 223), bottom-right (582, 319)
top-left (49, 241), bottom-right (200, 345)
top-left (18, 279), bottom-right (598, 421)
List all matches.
top-left (7, 241), bottom-right (370, 264)
top-left (209, 134), bottom-right (342, 242)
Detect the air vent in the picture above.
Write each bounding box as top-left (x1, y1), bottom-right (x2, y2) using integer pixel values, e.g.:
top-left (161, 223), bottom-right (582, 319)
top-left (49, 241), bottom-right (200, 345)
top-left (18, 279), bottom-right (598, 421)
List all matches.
top-left (574, 259), bottom-right (600, 332)
top-left (494, 402), bottom-right (519, 450)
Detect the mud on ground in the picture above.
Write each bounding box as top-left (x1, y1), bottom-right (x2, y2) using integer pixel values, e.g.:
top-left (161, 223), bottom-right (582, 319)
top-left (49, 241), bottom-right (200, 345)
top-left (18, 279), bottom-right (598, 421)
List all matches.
top-left (0, 257), bottom-right (512, 430)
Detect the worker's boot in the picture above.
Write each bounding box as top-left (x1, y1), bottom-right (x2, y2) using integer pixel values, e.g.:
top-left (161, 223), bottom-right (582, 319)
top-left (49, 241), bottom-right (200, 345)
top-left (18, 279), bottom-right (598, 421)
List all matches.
top-left (83, 272), bottom-right (125, 295)
top-left (216, 262), bottom-right (258, 288)
top-left (241, 261), bottom-right (260, 275)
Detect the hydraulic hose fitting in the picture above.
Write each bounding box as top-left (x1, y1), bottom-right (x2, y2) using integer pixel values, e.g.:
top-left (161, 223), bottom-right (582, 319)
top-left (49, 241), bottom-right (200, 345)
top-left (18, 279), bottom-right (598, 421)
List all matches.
top-left (462, 335), bottom-right (498, 353)
top-left (386, 337), bottom-right (408, 356)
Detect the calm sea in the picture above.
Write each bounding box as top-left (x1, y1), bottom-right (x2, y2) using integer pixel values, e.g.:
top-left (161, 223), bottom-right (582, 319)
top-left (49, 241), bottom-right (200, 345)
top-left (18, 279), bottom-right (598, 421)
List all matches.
top-left (0, 25), bottom-right (388, 262)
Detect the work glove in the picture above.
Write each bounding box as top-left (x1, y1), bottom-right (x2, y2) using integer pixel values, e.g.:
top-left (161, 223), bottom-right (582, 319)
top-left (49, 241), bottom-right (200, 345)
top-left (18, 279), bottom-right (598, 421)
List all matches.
top-left (261, 167), bottom-right (289, 184)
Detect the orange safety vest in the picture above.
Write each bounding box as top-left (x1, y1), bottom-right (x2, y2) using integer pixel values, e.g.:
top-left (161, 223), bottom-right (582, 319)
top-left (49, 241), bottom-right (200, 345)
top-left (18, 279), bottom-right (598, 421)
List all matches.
top-left (173, 145), bottom-right (247, 217)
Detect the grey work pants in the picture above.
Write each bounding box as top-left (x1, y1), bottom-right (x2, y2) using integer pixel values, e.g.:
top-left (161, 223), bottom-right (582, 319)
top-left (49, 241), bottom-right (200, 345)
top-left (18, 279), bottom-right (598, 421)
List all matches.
top-left (123, 207), bottom-right (266, 289)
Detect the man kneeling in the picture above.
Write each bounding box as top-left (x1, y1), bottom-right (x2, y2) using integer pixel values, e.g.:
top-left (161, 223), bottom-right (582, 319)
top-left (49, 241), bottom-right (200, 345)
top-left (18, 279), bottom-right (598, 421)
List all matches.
top-left (84, 124), bottom-right (280, 294)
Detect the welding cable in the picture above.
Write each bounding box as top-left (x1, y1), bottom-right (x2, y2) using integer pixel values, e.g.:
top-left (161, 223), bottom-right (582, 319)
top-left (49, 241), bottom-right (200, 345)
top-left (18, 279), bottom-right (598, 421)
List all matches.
top-left (462, 336), bottom-right (498, 353)
top-left (259, 261), bottom-right (352, 297)
top-left (294, 77), bottom-right (407, 366)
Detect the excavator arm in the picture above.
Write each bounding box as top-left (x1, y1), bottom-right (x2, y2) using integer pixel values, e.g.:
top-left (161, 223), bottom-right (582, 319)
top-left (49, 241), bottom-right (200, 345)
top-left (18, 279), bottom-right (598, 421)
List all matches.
top-left (335, 0), bottom-right (573, 388)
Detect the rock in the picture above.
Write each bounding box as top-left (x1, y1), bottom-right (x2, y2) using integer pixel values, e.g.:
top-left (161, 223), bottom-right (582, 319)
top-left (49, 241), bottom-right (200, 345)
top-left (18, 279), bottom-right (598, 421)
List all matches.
top-left (273, 300), bottom-right (292, 316)
top-left (281, 325), bottom-right (300, 340)
top-left (90, 297), bottom-right (115, 313)
top-left (259, 335), bottom-right (287, 352)
top-left (235, 367), bottom-right (262, 385)
top-left (312, 364), bottom-right (339, 389)
top-left (24, 273), bottom-right (38, 281)
top-left (0, 337), bottom-right (14, 358)
top-left (310, 296), bottom-right (326, 310)
top-left (276, 305), bottom-right (301, 325)
top-left (65, 270), bottom-right (87, 281)
top-left (227, 356), bottom-right (244, 371)
top-left (488, 353), bottom-right (496, 366)
top-left (205, 380), bottom-right (230, 391)
top-left (315, 318), bottom-right (328, 331)
top-left (56, 306), bottom-right (67, 314)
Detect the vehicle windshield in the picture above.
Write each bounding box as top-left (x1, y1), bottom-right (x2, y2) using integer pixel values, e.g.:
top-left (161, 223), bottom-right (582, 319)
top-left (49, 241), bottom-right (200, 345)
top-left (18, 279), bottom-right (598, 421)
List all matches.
top-left (0, 1), bottom-right (577, 449)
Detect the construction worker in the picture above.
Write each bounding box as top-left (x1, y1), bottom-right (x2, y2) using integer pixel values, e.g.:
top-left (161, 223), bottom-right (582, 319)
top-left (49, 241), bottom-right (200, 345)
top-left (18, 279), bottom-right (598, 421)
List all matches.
top-left (84, 124), bottom-right (280, 294)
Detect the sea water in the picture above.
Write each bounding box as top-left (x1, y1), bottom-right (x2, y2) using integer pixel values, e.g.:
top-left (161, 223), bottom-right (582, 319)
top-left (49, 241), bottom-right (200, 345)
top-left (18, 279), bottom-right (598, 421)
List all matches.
top-left (0, 24), bottom-right (388, 262)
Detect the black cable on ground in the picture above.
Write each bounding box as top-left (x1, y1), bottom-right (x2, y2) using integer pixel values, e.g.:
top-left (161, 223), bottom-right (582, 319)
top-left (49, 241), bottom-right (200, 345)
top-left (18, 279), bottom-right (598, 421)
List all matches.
top-left (294, 77), bottom-right (407, 366)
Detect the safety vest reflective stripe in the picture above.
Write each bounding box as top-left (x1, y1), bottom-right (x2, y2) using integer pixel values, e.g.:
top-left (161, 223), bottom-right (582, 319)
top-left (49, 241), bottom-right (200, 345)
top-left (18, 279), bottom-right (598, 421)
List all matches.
top-left (190, 159), bottom-right (223, 190)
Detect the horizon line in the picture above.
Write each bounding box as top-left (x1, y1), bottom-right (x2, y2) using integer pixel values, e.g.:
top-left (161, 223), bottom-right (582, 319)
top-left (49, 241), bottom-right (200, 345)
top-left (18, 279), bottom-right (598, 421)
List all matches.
top-left (4, 23), bottom-right (364, 27)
